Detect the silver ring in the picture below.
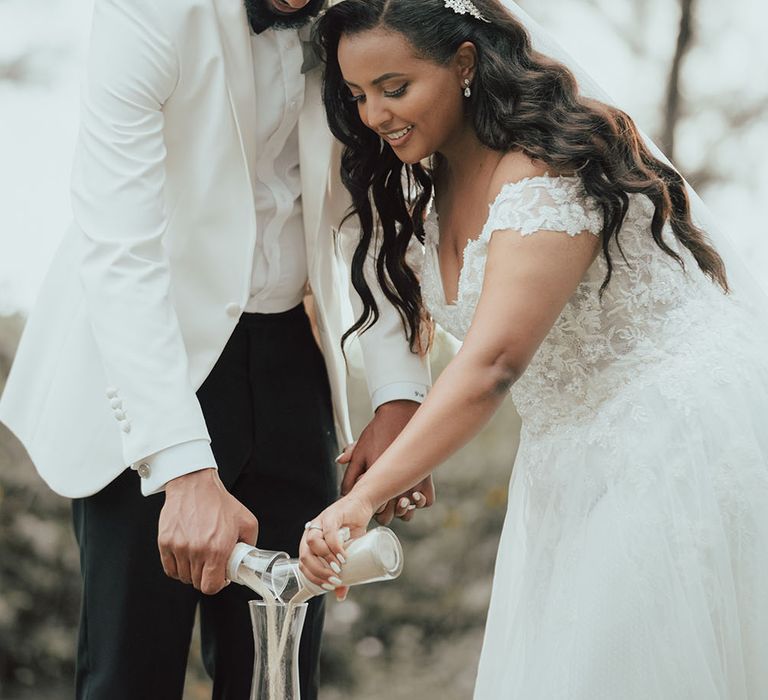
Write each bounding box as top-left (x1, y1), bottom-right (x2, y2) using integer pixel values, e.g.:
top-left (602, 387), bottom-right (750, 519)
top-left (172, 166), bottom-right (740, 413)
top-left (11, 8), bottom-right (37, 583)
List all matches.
top-left (304, 521), bottom-right (324, 532)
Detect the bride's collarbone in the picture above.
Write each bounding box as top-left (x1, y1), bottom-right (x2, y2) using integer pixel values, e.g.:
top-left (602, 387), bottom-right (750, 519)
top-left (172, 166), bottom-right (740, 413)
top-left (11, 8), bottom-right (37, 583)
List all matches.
top-left (433, 184), bottom-right (491, 249)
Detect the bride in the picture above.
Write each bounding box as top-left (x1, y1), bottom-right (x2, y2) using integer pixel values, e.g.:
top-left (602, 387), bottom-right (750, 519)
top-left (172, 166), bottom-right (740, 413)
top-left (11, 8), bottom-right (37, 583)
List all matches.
top-left (299, 0), bottom-right (768, 697)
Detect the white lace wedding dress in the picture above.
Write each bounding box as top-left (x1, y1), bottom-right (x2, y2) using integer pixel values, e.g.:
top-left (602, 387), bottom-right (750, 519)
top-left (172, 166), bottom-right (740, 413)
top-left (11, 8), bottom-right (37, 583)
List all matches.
top-left (421, 175), bottom-right (768, 699)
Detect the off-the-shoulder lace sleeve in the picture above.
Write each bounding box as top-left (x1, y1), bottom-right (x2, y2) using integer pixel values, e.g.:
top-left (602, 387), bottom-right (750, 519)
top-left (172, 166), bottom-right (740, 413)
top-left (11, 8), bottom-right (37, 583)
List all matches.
top-left (481, 175), bottom-right (603, 241)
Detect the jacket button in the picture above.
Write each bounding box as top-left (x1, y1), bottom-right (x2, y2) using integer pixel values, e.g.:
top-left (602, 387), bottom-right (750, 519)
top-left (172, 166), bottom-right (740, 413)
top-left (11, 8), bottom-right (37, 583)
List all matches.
top-left (110, 398), bottom-right (122, 409)
top-left (121, 422), bottom-right (131, 434)
top-left (225, 303), bottom-right (241, 319)
top-left (114, 410), bottom-right (126, 421)
top-left (106, 387), bottom-right (118, 399)
top-left (136, 462), bottom-right (151, 479)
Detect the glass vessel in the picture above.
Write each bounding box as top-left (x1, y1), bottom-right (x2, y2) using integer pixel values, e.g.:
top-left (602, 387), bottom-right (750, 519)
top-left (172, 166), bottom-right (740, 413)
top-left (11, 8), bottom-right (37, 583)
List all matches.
top-left (249, 600), bottom-right (308, 700)
top-left (271, 527), bottom-right (404, 603)
top-left (227, 543), bottom-right (289, 596)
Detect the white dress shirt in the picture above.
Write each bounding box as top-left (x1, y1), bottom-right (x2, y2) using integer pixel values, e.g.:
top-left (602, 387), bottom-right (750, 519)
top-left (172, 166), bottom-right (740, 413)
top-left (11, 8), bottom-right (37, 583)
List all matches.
top-left (134, 27), bottom-right (428, 494)
top-left (244, 27), bottom-right (307, 314)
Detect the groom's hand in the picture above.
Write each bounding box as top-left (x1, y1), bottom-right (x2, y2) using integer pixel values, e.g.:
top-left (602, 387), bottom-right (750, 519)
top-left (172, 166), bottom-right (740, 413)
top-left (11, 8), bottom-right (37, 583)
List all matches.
top-left (339, 400), bottom-right (435, 525)
top-left (158, 468), bottom-right (259, 595)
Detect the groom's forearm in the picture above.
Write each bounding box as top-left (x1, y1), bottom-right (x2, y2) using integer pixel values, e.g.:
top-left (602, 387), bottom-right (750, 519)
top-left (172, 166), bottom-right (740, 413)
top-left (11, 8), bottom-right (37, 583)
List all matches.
top-left (353, 347), bottom-right (514, 510)
top-left (74, 0), bottom-right (211, 473)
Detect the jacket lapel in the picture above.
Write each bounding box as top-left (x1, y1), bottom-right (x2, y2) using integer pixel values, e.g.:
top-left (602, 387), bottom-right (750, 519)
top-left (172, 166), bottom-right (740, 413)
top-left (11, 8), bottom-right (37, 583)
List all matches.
top-left (300, 0), bottom-right (348, 264)
top-left (299, 70), bottom-right (334, 266)
top-left (212, 0), bottom-right (258, 177)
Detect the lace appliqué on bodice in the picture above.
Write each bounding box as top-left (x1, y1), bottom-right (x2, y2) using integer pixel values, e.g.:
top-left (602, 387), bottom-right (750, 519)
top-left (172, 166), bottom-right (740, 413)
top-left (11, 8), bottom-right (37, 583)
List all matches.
top-left (422, 176), bottom-right (603, 338)
top-left (421, 175), bottom-right (752, 441)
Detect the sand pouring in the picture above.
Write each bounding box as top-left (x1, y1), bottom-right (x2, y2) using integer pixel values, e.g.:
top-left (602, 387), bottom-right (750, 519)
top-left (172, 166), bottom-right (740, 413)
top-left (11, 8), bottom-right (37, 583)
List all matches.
top-left (228, 528), bottom-right (405, 699)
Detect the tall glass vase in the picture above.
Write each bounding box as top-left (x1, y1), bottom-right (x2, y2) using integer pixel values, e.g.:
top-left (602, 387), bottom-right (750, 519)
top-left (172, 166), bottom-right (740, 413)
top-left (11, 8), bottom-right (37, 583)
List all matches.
top-left (249, 601), bottom-right (308, 700)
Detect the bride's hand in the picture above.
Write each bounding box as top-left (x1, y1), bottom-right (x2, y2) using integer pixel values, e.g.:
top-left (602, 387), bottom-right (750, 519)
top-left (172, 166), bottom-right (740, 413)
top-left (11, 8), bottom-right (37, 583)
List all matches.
top-left (299, 493), bottom-right (375, 592)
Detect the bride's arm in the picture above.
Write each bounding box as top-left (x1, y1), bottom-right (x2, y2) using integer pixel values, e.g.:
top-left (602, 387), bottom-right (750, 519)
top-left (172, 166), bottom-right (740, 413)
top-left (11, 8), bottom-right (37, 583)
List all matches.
top-left (356, 225), bottom-right (599, 505)
top-left (300, 222), bottom-right (600, 582)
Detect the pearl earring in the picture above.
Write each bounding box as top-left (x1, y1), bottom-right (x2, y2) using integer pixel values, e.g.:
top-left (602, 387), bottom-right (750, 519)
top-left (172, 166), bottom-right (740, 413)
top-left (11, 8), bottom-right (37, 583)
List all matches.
top-left (463, 78), bottom-right (472, 98)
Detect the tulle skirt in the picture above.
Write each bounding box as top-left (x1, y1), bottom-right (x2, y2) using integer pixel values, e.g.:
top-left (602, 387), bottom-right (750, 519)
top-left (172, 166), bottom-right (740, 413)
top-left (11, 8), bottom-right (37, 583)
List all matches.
top-left (474, 354), bottom-right (768, 699)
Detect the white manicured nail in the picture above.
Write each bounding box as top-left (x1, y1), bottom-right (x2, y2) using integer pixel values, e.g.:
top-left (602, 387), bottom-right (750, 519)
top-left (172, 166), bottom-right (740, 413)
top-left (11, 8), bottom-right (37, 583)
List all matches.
top-left (399, 498), bottom-right (410, 509)
top-left (407, 504), bottom-right (416, 511)
top-left (413, 492), bottom-right (424, 502)
top-left (322, 583), bottom-right (336, 591)
top-left (335, 452), bottom-right (345, 462)
top-left (329, 576), bottom-right (343, 586)
top-left (329, 561), bottom-right (342, 574)
top-left (337, 553), bottom-right (346, 565)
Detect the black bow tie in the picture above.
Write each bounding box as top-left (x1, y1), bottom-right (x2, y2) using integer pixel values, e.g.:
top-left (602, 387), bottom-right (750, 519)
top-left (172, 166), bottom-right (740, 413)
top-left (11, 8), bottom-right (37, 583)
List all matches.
top-left (250, 14), bottom-right (276, 34)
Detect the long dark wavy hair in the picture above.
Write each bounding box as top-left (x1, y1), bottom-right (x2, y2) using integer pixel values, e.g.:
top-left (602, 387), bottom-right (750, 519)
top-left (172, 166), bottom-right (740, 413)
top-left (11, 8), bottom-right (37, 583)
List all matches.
top-left (315, 0), bottom-right (729, 352)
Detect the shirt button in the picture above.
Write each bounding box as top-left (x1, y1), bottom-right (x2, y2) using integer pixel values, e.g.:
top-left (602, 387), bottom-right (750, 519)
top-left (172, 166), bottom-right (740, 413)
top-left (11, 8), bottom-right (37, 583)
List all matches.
top-left (106, 387), bottom-right (118, 399)
top-left (110, 398), bottom-right (122, 409)
top-left (114, 409), bottom-right (126, 421)
top-left (136, 462), bottom-right (151, 479)
top-left (225, 303), bottom-right (241, 318)
top-left (121, 422), bottom-right (131, 434)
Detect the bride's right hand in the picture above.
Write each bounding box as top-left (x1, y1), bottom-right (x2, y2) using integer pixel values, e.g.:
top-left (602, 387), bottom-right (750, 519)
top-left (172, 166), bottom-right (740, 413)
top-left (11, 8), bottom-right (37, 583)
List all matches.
top-left (298, 492), bottom-right (375, 590)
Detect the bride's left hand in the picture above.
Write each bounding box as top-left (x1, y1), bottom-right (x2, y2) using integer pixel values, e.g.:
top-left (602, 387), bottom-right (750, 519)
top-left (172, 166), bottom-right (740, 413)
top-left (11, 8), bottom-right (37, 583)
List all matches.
top-left (299, 493), bottom-right (375, 594)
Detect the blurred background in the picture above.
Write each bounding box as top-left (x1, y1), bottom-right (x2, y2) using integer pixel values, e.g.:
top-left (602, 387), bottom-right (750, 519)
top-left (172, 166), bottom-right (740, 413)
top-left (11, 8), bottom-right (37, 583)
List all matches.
top-left (0, 0), bottom-right (766, 698)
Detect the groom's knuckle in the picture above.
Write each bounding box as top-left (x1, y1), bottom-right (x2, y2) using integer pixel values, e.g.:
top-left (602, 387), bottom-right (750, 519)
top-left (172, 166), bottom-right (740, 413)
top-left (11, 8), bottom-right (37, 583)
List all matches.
top-left (201, 581), bottom-right (218, 596)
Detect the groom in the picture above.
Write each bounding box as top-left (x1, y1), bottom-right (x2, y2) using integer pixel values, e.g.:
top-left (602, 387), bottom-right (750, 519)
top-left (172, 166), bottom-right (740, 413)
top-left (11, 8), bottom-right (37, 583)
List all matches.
top-left (0, 0), bottom-right (433, 698)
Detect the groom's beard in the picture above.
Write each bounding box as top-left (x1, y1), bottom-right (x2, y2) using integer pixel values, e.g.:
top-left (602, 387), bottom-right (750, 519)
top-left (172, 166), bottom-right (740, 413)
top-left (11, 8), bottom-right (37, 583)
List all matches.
top-left (244, 0), bottom-right (325, 33)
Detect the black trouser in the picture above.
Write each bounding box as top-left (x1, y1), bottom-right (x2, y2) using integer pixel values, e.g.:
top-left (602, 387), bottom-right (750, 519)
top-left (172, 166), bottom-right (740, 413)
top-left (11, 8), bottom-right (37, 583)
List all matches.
top-left (72, 305), bottom-right (338, 700)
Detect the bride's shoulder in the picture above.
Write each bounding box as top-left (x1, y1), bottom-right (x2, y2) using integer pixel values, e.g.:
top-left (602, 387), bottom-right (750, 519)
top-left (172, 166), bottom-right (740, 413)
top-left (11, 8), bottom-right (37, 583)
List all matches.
top-left (486, 152), bottom-right (568, 207)
top-left (483, 153), bottom-right (602, 237)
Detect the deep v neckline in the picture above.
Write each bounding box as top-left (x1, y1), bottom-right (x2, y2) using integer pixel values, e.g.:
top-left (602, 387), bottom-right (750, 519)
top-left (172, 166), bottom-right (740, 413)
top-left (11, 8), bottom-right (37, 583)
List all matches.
top-left (427, 174), bottom-right (581, 307)
top-left (425, 208), bottom-right (488, 308)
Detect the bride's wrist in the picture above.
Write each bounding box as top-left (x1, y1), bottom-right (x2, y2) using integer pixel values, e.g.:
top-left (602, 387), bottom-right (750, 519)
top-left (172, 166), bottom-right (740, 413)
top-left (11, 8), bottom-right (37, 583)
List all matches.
top-left (349, 479), bottom-right (380, 516)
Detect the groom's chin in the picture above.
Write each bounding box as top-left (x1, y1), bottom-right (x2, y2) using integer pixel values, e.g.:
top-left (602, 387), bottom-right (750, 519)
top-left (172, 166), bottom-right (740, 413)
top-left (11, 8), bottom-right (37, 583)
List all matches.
top-left (246, 0), bottom-right (324, 29)
top-left (266, 0), bottom-right (299, 13)
top-left (266, 0), bottom-right (323, 17)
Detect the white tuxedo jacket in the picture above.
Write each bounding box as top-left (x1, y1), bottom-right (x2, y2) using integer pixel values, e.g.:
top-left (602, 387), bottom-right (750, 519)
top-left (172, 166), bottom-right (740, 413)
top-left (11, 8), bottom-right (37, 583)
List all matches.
top-left (0, 0), bottom-right (430, 498)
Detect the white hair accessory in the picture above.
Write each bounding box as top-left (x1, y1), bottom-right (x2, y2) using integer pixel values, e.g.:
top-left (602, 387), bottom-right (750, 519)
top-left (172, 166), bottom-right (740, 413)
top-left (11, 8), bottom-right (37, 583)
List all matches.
top-left (444, 0), bottom-right (491, 23)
